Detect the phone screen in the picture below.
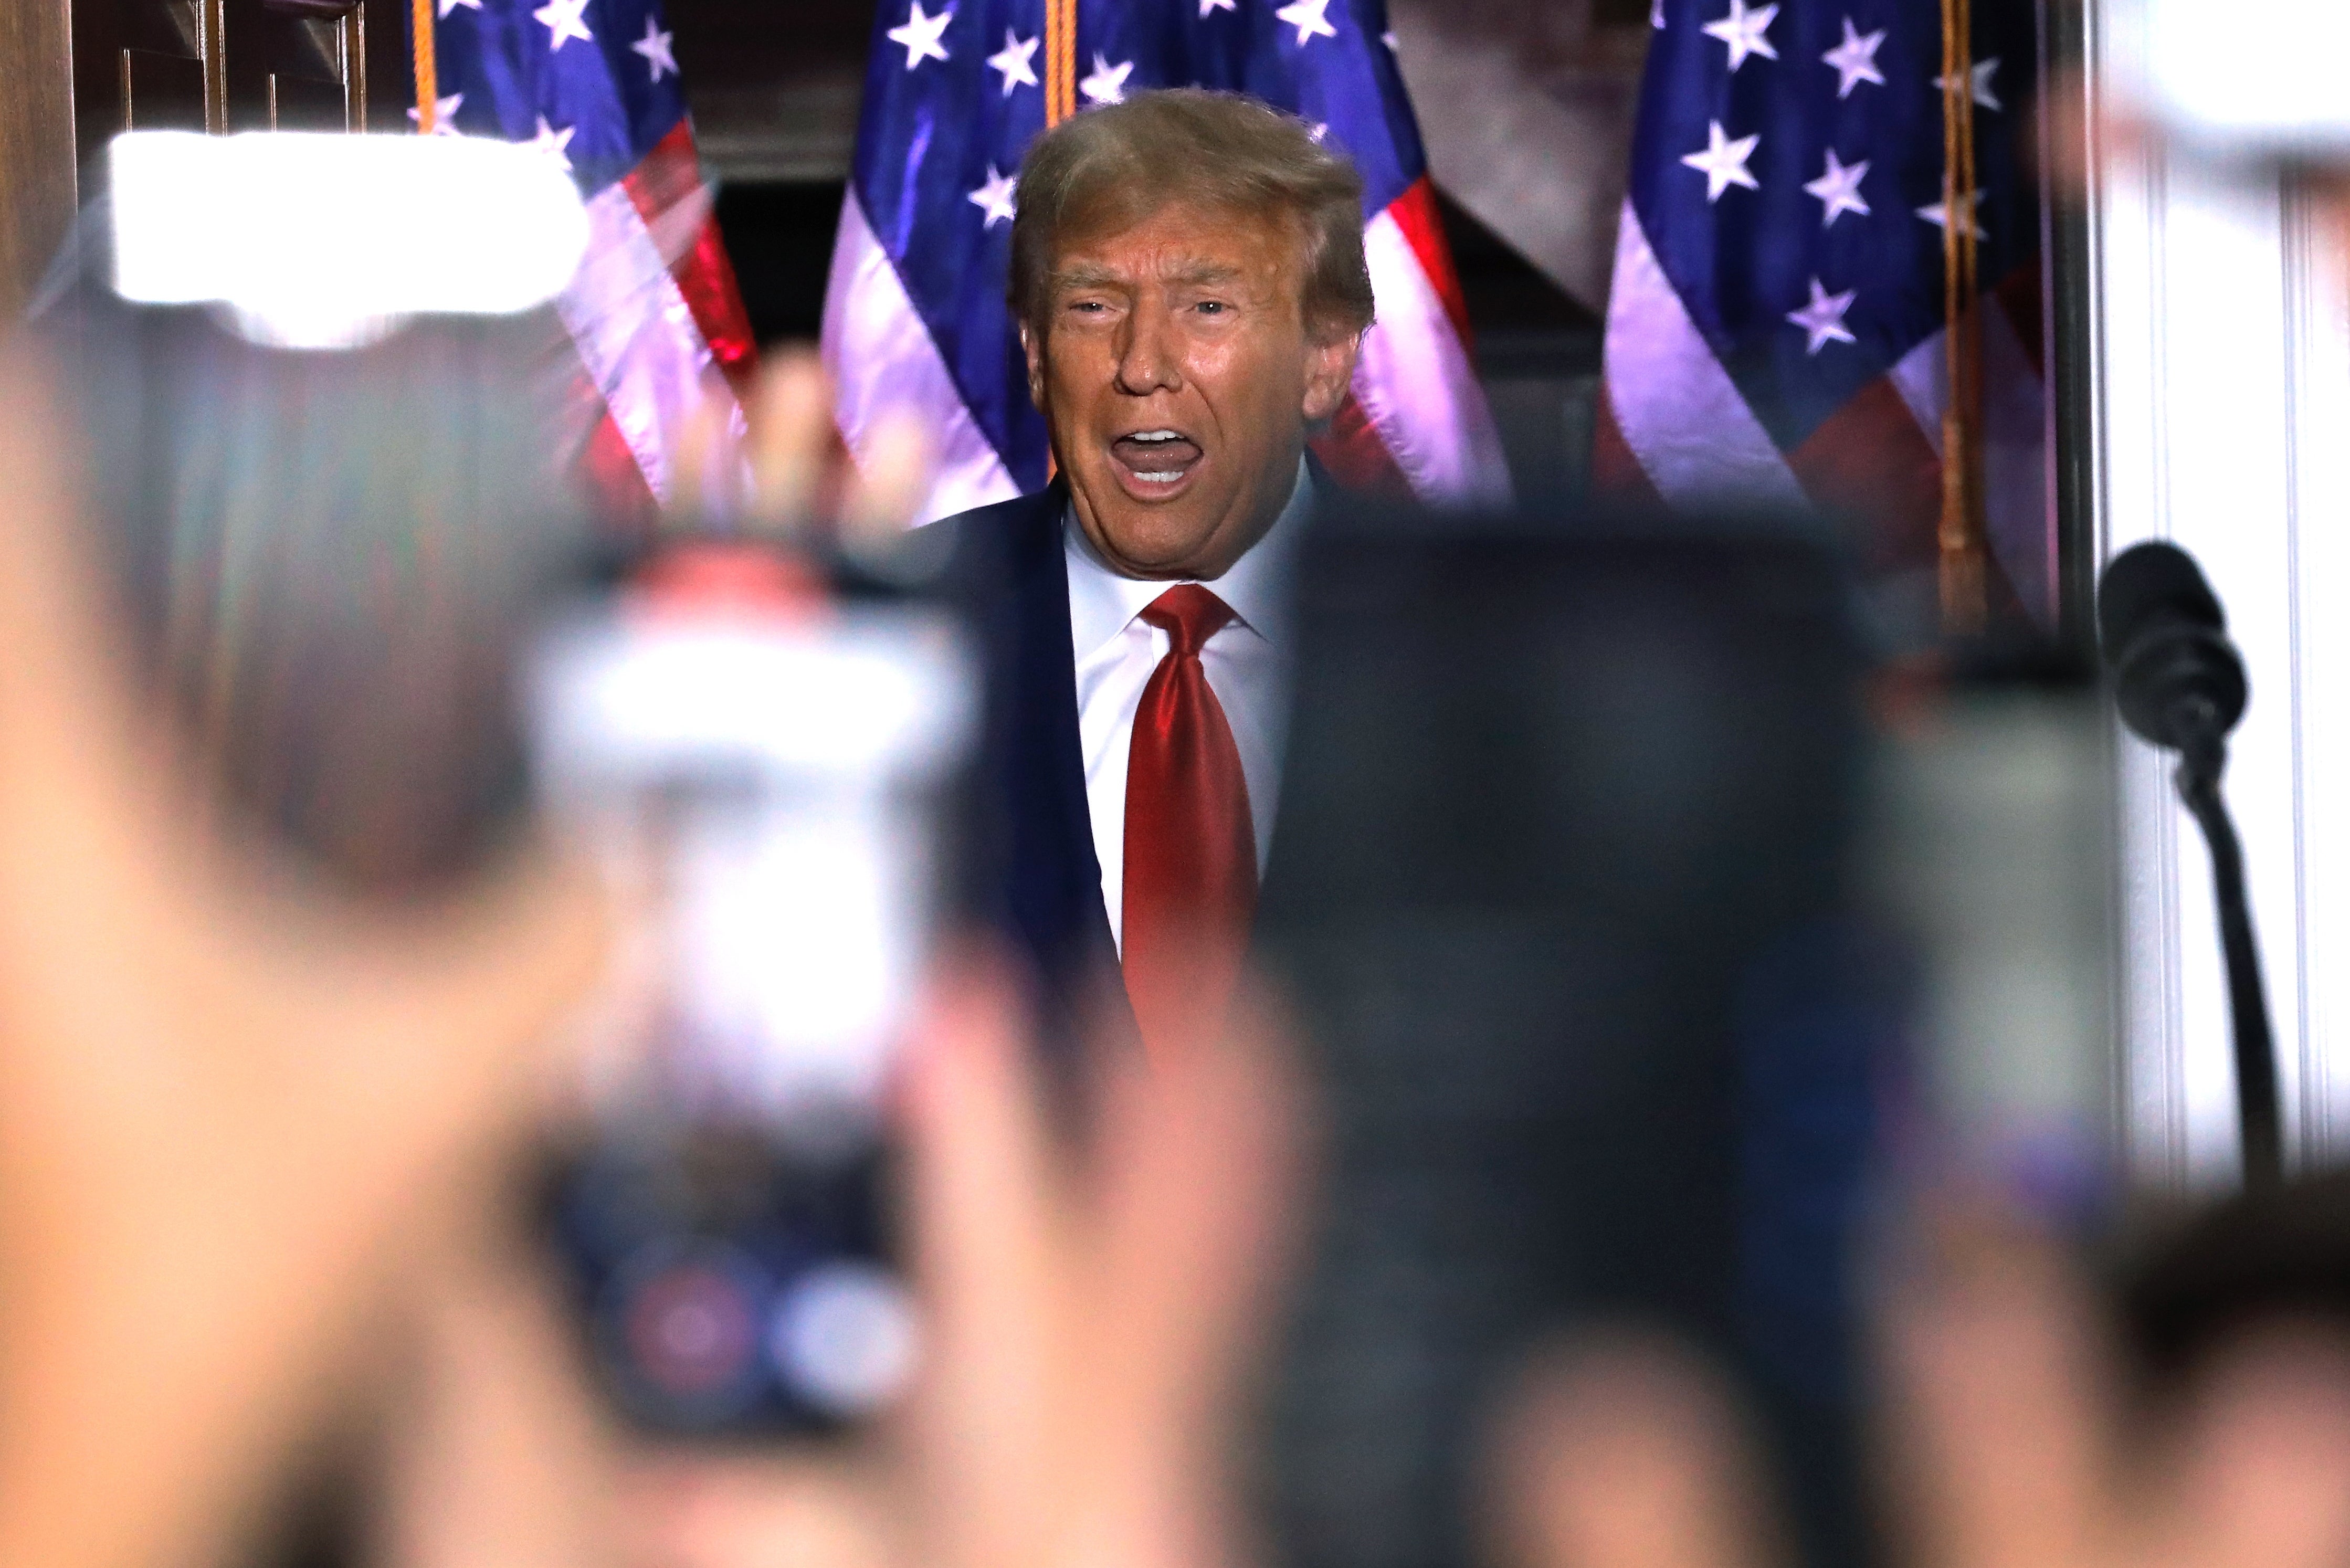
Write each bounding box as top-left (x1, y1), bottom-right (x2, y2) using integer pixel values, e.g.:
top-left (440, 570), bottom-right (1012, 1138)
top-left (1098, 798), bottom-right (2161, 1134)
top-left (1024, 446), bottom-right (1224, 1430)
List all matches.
top-left (528, 553), bottom-right (976, 1434)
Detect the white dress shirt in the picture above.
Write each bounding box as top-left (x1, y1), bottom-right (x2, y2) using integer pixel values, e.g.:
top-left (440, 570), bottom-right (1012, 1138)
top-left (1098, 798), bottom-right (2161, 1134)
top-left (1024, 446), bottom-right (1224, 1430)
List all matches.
top-left (1065, 460), bottom-right (1309, 953)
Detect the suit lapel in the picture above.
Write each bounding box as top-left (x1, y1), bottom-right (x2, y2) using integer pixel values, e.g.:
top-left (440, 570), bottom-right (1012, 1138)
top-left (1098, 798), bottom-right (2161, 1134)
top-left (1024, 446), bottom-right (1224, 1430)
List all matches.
top-left (993, 481), bottom-right (1132, 1048)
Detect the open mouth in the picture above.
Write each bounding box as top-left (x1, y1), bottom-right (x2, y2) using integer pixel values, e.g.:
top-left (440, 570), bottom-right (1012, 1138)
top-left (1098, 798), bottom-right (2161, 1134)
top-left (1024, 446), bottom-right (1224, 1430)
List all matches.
top-left (1109, 428), bottom-right (1204, 494)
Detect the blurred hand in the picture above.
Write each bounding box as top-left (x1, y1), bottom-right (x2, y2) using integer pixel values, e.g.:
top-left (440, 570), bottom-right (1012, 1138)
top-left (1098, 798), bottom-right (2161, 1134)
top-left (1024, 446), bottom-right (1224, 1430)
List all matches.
top-left (372, 1223), bottom-right (625, 1568)
top-left (1487, 1216), bottom-right (2350, 1568)
top-left (613, 966), bottom-right (1310, 1568)
top-left (674, 349), bottom-right (934, 538)
top-left (899, 969), bottom-right (1309, 1568)
top-left (0, 351), bottom-right (607, 1568)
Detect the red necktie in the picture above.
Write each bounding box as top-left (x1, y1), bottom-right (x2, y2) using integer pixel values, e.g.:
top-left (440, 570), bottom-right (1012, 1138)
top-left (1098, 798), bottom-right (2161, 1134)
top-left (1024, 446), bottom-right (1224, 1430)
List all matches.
top-left (1122, 585), bottom-right (1257, 1056)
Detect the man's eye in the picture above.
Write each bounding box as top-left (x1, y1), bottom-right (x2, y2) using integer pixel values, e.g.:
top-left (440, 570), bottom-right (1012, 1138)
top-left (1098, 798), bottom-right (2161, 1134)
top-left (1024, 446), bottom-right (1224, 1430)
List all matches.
top-left (1196, 301), bottom-right (1228, 315)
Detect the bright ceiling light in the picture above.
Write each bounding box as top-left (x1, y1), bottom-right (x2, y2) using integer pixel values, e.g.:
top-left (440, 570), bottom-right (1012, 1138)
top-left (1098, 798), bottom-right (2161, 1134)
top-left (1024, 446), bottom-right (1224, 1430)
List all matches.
top-left (110, 131), bottom-right (591, 350)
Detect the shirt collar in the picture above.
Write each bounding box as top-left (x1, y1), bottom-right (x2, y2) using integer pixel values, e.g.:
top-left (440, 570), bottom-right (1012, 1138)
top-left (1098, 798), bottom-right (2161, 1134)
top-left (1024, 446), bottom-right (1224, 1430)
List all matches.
top-left (1063, 457), bottom-right (1311, 663)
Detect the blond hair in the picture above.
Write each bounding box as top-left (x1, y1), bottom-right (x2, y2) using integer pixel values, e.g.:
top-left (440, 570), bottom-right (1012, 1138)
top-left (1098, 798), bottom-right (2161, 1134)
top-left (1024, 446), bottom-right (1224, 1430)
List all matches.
top-left (1008, 88), bottom-right (1376, 343)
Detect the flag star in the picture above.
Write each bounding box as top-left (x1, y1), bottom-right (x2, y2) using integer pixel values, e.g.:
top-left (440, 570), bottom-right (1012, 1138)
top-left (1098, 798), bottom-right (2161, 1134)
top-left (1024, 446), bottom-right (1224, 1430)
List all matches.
top-left (1080, 52), bottom-right (1133, 104)
top-left (1802, 148), bottom-right (1871, 226)
top-left (1383, 28), bottom-right (1399, 50)
top-left (1934, 57), bottom-right (2002, 111)
top-left (532, 0), bottom-right (592, 49)
top-left (968, 163), bottom-right (1017, 228)
top-left (437, 0), bottom-right (479, 17)
top-left (1701, 0), bottom-right (1777, 71)
top-left (1917, 189), bottom-right (1987, 240)
top-left (1200, 0), bottom-right (1237, 14)
top-left (528, 114), bottom-right (576, 172)
top-left (987, 28), bottom-right (1038, 94)
top-left (1274, 0), bottom-right (1339, 46)
top-left (1310, 121), bottom-right (1329, 142)
top-left (1821, 17), bottom-right (1884, 98)
top-left (1680, 119), bottom-right (1761, 202)
top-left (406, 90), bottom-right (463, 133)
top-left (1651, 0), bottom-right (1665, 26)
top-left (631, 18), bottom-right (678, 81)
top-left (1786, 277), bottom-right (1858, 354)
top-left (886, 1), bottom-right (953, 69)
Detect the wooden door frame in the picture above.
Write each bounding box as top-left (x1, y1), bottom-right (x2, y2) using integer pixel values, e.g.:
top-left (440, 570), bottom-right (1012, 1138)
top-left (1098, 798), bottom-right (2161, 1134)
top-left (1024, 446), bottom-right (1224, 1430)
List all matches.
top-left (2, 0), bottom-right (407, 318)
top-left (0, 0), bottom-right (79, 321)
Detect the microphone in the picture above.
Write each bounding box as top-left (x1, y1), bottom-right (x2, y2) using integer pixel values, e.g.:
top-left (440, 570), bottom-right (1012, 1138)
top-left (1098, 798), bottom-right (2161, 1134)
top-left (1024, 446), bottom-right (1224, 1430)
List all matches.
top-left (2098, 542), bottom-right (2248, 761)
top-left (2095, 543), bottom-right (2278, 1188)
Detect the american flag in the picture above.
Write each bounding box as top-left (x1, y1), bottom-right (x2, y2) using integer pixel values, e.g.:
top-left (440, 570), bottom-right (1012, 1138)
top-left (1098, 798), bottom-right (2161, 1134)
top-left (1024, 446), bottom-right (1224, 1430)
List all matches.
top-left (1596, 0), bottom-right (2053, 628)
top-left (826, 0), bottom-right (1511, 523)
top-left (410, 0), bottom-right (757, 525)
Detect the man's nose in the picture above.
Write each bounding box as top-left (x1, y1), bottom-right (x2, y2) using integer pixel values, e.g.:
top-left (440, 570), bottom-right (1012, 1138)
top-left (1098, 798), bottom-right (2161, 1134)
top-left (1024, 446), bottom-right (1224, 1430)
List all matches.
top-left (1113, 306), bottom-right (1183, 397)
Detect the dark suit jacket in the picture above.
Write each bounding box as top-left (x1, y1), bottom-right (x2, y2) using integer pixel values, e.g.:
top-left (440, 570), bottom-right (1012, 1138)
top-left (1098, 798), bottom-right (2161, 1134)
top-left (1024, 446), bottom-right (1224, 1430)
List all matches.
top-left (926, 476), bottom-right (1126, 1055)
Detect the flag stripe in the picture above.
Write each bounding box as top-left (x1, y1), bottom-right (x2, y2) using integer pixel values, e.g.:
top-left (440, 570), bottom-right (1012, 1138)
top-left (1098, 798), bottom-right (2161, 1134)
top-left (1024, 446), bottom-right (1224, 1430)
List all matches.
top-left (1996, 260), bottom-right (2046, 381)
top-left (558, 181), bottom-right (736, 508)
top-left (1310, 393), bottom-right (1418, 499)
top-left (669, 214), bottom-right (759, 394)
top-left (1354, 193), bottom-right (1512, 504)
top-left (1592, 382), bottom-right (1667, 509)
top-left (825, 186), bottom-right (1022, 523)
top-left (585, 407), bottom-right (663, 530)
top-left (1382, 177), bottom-right (1473, 348)
top-left (619, 122), bottom-right (758, 399)
top-left (1783, 376), bottom-right (1943, 574)
top-left (1603, 201), bottom-right (1807, 508)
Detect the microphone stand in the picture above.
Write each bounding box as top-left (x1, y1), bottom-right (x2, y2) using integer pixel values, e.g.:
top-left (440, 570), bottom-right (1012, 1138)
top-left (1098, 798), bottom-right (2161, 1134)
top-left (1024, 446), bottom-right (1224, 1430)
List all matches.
top-left (2173, 715), bottom-right (2283, 1191)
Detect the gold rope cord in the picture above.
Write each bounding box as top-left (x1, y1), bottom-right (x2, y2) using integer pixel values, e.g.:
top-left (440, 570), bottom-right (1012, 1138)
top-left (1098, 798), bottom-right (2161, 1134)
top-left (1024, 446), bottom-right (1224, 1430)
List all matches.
top-left (1937, 0), bottom-right (1986, 634)
top-left (412, 0), bottom-right (439, 133)
top-left (1039, 0), bottom-right (1074, 481)
top-left (1046, 0), bottom-right (1077, 125)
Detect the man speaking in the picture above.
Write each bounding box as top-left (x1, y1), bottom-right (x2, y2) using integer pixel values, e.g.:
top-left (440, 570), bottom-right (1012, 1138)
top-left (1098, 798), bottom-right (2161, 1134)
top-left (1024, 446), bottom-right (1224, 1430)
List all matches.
top-left (935, 89), bottom-right (1372, 1055)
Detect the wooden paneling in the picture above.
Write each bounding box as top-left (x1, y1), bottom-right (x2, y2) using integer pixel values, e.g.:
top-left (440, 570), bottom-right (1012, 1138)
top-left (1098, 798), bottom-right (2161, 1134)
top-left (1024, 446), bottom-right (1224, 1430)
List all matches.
top-left (0, 0), bottom-right (79, 321)
top-left (664, 0), bottom-right (872, 181)
top-left (227, 2), bottom-right (365, 133)
top-left (4, 0), bottom-right (404, 320)
top-left (66, 2), bottom-right (392, 168)
top-left (77, 0), bottom-right (226, 153)
top-left (123, 47), bottom-right (208, 130)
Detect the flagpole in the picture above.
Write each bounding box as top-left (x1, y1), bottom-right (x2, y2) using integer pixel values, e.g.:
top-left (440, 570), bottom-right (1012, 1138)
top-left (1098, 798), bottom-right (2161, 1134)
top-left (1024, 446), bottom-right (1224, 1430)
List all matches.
top-left (412, 0), bottom-right (439, 133)
top-left (1045, 0), bottom-right (1076, 125)
top-left (1937, 0), bottom-right (1986, 635)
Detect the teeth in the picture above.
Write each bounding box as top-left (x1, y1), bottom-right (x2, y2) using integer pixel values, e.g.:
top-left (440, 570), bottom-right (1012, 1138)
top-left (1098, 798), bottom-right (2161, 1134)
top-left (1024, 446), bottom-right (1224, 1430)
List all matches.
top-left (1128, 430), bottom-right (1181, 442)
top-left (1135, 471), bottom-right (1182, 483)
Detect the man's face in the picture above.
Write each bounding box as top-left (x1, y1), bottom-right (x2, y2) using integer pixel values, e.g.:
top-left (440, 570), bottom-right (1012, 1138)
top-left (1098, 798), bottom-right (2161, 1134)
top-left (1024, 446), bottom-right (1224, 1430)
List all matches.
top-left (1024, 201), bottom-right (1361, 581)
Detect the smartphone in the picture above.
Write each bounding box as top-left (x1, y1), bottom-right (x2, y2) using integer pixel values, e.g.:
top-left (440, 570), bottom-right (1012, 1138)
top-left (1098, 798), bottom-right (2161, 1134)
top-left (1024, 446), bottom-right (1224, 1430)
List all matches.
top-left (527, 541), bottom-right (977, 1434)
top-left (60, 132), bottom-right (983, 1441)
top-left (1255, 505), bottom-right (2114, 1568)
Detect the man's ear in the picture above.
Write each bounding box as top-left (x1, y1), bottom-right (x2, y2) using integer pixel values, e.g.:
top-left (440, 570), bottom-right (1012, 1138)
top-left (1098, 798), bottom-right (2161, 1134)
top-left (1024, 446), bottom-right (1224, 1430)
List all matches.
top-left (1299, 327), bottom-right (1363, 425)
top-left (1021, 322), bottom-right (1048, 413)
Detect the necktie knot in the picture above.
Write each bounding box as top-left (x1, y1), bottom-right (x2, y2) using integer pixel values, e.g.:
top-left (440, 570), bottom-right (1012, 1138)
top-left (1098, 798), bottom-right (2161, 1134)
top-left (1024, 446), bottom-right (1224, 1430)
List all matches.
top-left (1138, 584), bottom-right (1237, 661)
